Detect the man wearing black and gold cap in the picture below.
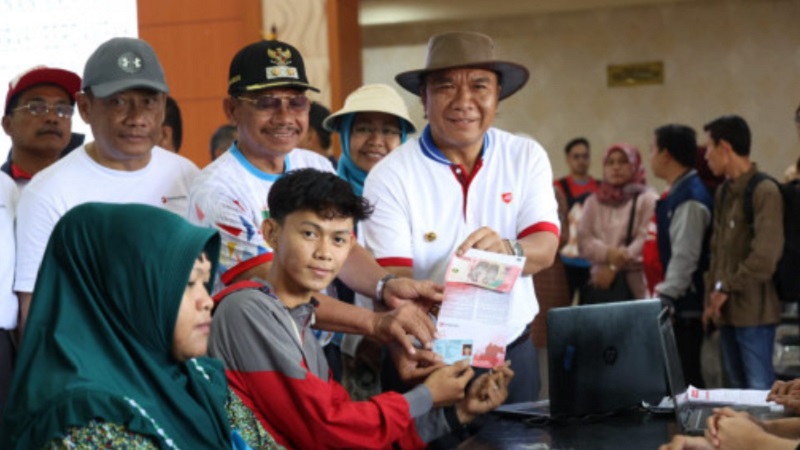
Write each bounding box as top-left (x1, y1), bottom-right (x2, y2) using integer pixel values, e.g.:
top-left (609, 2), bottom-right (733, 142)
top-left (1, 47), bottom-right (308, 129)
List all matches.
top-left (188, 40), bottom-right (444, 356)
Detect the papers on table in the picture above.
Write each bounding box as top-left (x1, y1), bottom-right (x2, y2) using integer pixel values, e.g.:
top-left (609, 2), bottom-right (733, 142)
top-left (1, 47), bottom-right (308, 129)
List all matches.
top-left (433, 249), bottom-right (525, 368)
top-left (685, 385), bottom-right (776, 407)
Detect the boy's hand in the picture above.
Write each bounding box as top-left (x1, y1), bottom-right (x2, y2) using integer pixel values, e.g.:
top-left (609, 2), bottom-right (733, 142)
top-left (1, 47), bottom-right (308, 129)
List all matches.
top-left (372, 303), bottom-right (435, 353)
top-left (424, 360), bottom-right (473, 407)
top-left (388, 342), bottom-right (444, 384)
top-left (382, 277), bottom-right (444, 310)
top-left (456, 361), bottom-right (514, 424)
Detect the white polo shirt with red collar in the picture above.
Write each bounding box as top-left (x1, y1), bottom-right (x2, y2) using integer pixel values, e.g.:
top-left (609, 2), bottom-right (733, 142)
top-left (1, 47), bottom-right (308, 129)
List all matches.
top-left (361, 126), bottom-right (560, 340)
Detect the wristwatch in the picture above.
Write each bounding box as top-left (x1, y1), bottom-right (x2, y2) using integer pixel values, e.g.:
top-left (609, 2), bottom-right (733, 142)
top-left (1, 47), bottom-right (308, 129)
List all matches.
top-left (375, 274), bottom-right (397, 303)
top-left (506, 239), bottom-right (524, 257)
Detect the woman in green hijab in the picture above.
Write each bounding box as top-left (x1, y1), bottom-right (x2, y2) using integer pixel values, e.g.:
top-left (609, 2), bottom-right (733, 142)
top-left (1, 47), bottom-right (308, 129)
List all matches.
top-left (1, 203), bottom-right (242, 449)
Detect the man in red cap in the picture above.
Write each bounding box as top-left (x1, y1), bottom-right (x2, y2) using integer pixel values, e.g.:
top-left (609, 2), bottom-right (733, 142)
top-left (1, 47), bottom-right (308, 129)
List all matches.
top-left (2, 66), bottom-right (81, 188)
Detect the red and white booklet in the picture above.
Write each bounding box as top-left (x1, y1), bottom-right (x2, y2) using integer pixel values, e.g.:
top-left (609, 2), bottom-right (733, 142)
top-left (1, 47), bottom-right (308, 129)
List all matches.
top-left (433, 249), bottom-right (525, 368)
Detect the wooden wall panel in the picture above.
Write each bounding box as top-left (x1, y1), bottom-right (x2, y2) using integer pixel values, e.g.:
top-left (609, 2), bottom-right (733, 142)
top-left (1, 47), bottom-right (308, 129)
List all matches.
top-left (142, 21), bottom-right (242, 101)
top-left (138, 0), bottom-right (262, 168)
top-left (327, 0), bottom-right (361, 113)
top-left (139, 1), bottom-right (241, 25)
top-left (326, 0), bottom-right (361, 158)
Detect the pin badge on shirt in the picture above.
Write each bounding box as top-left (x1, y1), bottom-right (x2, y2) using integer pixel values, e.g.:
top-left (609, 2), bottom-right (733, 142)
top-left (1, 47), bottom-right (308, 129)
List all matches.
top-left (424, 232), bottom-right (437, 242)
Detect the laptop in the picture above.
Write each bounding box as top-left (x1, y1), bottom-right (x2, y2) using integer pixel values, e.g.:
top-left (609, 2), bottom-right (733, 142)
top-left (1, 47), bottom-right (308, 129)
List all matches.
top-left (496, 299), bottom-right (667, 419)
top-left (657, 308), bottom-right (774, 435)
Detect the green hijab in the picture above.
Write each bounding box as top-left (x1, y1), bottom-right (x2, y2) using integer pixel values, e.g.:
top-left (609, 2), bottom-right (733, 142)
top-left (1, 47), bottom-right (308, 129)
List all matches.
top-left (1, 203), bottom-right (230, 449)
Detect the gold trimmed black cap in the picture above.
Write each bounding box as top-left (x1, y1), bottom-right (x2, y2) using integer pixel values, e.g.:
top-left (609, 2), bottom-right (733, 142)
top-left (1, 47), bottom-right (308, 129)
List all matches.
top-left (228, 40), bottom-right (320, 95)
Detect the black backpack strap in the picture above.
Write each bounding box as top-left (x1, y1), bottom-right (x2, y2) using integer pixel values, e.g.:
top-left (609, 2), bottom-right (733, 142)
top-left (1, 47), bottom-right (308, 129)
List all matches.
top-left (743, 172), bottom-right (777, 231)
top-left (719, 179), bottom-right (731, 226)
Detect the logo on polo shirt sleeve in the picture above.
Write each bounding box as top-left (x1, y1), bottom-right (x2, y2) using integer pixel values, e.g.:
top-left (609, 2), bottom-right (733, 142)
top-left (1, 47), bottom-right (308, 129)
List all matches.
top-left (501, 192), bottom-right (513, 204)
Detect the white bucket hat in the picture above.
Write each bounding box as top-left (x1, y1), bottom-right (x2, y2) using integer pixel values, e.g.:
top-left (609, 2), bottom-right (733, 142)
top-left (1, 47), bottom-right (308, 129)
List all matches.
top-left (323, 83), bottom-right (416, 134)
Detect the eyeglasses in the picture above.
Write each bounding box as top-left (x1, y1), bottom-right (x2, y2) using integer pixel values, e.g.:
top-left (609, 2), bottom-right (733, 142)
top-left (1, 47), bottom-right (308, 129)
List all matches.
top-left (13, 100), bottom-right (74, 118)
top-left (352, 125), bottom-right (402, 138)
top-left (237, 95), bottom-right (310, 113)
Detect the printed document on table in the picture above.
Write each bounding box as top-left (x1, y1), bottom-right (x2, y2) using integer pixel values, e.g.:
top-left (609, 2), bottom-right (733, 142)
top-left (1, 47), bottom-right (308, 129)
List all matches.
top-left (433, 248), bottom-right (525, 368)
top-left (686, 386), bottom-right (776, 406)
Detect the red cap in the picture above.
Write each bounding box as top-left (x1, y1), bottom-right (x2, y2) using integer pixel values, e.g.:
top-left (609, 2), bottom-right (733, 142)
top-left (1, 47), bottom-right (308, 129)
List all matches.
top-left (5, 66), bottom-right (82, 114)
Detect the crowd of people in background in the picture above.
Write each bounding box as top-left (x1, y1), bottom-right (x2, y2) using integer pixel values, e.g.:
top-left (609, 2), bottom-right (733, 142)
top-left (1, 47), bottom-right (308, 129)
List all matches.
top-left (0, 29), bottom-right (799, 450)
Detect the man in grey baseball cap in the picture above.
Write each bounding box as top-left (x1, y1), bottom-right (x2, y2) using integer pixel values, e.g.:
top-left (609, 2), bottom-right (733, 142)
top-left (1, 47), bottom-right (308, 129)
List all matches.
top-left (82, 37), bottom-right (169, 98)
top-left (13, 37), bottom-right (199, 339)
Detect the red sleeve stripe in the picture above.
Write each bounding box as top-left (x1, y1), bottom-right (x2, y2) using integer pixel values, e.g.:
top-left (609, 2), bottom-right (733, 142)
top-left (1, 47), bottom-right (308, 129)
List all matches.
top-left (519, 222), bottom-right (560, 239)
top-left (376, 257), bottom-right (413, 268)
top-left (221, 253), bottom-right (274, 285)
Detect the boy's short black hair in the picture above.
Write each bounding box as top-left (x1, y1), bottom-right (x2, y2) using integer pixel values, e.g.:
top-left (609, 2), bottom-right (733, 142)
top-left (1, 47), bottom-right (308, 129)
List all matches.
top-left (268, 168), bottom-right (373, 223)
top-left (703, 115), bottom-right (751, 157)
top-left (654, 124), bottom-right (697, 168)
top-left (564, 137), bottom-right (590, 155)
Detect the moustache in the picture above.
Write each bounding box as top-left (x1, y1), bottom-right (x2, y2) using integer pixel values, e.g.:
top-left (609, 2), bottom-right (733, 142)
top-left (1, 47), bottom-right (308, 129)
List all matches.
top-left (35, 128), bottom-right (65, 138)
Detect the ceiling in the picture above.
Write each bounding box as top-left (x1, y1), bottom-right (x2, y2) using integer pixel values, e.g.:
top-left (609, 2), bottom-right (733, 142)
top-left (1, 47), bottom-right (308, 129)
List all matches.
top-left (359, 0), bottom-right (705, 26)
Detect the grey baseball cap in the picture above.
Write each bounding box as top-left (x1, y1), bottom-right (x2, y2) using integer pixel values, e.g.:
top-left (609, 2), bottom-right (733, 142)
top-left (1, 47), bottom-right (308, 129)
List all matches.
top-left (82, 37), bottom-right (169, 98)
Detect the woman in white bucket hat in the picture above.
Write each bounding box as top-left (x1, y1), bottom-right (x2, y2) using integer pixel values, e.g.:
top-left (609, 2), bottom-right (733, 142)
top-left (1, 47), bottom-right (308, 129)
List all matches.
top-left (324, 83), bottom-right (416, 196)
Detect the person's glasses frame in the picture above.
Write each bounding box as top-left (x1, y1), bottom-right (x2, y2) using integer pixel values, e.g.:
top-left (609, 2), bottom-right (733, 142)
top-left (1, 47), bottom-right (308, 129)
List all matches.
top-left (351, 125), bottom-right (402, 139)
top-left (13, 100), bottom-right (74, 119)
top-left (236, 94), bottom-right (310, 114)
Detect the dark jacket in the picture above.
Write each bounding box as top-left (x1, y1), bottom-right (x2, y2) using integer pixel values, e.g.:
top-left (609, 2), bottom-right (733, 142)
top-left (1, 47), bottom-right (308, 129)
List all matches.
top-left (705, 165), bottom-right (783, 327)
top-left (656, 171), bottom-right (713, 317)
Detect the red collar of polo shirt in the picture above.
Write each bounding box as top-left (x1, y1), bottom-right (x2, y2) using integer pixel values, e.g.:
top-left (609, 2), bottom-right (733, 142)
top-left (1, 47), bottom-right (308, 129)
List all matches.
top-left (10, 163), bottom-right (32, 180)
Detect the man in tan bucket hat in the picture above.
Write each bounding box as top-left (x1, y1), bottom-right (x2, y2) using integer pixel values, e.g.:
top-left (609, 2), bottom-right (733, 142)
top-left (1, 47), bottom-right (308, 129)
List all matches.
top-left (361, 31), bottom-right (561, 403)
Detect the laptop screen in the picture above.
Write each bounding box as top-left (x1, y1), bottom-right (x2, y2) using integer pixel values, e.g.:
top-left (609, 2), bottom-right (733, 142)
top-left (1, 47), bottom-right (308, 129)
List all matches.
top-left (547, 299), bottom-right (667, 418)
top-left (657, 308), bottom-right (692, 423)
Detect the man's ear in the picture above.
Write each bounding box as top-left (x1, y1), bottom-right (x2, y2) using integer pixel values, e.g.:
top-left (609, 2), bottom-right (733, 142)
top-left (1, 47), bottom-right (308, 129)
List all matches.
top-left (1, 115), bottom-right (11, 137)
top-left (159, 125), bottom-right (174, 150)
top-left (76, 92), bottom-right (92, 124)
top-left (420, 90), bottom-right (428, 119)
top-left (223, 96), bottom-right (237, 123)
top-left (719, 139), bottom-right (735, 158)
top-left (262, 218), bottom-right (279, 248)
